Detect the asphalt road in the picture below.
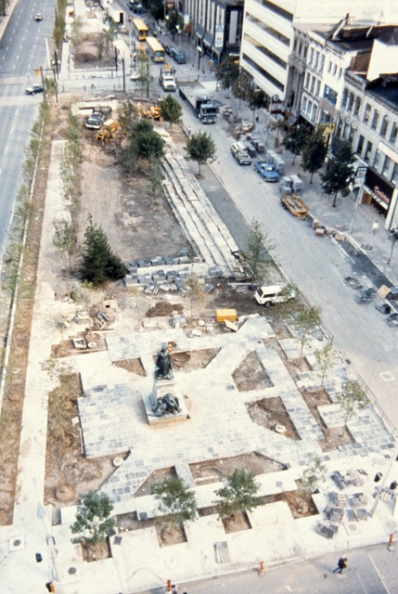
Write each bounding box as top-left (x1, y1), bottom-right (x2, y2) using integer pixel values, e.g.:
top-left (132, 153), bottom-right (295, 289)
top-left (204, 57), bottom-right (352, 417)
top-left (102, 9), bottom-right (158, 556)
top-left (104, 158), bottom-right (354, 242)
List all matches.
top-left (0, 0), bottom-right (56, 260)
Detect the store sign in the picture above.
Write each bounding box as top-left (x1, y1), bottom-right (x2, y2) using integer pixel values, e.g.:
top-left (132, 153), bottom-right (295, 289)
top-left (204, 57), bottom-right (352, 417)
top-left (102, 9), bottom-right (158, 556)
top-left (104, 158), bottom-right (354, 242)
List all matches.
top-left (215, 24), bottom-right (224, 48)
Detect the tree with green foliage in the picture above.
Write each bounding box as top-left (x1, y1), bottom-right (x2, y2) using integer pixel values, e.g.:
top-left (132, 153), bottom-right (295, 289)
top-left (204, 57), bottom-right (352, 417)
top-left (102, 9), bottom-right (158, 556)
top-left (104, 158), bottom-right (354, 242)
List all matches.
top-left (69, 17), bottom-right (84, 55)
top-left (321, 140), bottom-right (355, 207)
top-left (247, 87), bottom-right (268, 123)
top-left (232, 72), bottom-right (251, 106)
top-left (314, 342), bottom-right (334, 388)
top-left (336, 380), bottom-right (368, 427)
top-left (0, 0), bottom-right (9, 17)
top-left (53, 218), bottom-right (78, 273)
top-left (70, 490), bottom-right (116, 546)
top-left (184, 132), bottom-right (216, 174)
top-left (241, 219), bottom-right (275, 286)
top-left (148, 0), bottom-right (164, 20)
top-left (80, 217), bottom-right (125, 286)
top-left (151, 477), bottom-right (197, 526)
top-left (282, 126), bottom-right (308, 165)
top-left (292, 306), bottom-right (322, 358)
top-left (165, 10), bottom-right (184, 38)
top-left (159, 94), bottom-right (182, 128)
top-left (215, 58), bottom-right (239, 97)
top-left (214, 469), bottom-right (262, 519)
top-left (118, 99), bottom-right (138, 136)
top-left (300, 454), bottom-right (327, 494)
top-left (123, 119), bottom-right (164, 173)
top-left (135, 52), bottom-right (152, 97)
top-left (301, 126), bottom-right (328, 183)
top-left (53, 12), bottom-right (65, 48)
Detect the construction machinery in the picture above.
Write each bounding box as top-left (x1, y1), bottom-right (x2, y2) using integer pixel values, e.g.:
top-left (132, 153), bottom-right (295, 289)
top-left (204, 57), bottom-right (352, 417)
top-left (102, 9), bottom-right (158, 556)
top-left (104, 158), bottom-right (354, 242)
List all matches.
top-left (137, 102), bottom-right (161, 120)
top-left (96, 119), bottom-right (120, 143)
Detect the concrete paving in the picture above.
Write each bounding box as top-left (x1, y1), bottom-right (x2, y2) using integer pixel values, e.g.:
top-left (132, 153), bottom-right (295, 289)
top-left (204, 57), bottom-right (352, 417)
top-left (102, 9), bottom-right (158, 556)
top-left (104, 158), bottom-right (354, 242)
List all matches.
top-left (1, 3), bottom-right (398, 594)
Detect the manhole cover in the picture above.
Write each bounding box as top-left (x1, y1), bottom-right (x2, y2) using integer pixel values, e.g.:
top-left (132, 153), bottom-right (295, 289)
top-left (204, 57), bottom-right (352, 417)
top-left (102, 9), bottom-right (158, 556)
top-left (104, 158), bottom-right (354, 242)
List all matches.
top-left (13, 539), bottom-right (21, 547)
top-left (68, 567), bottom-right (77, 575)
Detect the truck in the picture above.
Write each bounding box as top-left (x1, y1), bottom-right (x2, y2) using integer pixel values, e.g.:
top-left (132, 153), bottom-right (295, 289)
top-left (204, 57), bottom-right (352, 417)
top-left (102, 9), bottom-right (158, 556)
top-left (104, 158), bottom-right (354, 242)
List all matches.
top-left (281, 193), bottom-right (309, 219)
top-left (177, 80), bottom-right (219, 124)
top-left (159, 71), bottom-right (177, 92)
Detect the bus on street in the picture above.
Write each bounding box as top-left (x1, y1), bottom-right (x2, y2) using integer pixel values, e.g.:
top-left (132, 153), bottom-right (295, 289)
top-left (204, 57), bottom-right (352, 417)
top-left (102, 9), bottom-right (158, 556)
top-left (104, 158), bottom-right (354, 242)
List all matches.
top-left (132, 18), bottom-right (149, 41)
top-left (146, 37), bottom-right (165, 63)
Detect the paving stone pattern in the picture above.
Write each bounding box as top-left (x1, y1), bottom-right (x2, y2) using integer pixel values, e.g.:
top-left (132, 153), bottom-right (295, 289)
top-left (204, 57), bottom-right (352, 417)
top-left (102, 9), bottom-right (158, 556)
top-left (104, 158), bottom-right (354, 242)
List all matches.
top-left (77, 317), bottom-right (395, 503)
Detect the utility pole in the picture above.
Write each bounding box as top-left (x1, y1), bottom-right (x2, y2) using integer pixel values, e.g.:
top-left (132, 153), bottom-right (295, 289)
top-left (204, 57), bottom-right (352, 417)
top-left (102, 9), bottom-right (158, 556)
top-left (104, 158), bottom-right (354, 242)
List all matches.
top-left (40, 66), bottom-right (46, 101)
top-left (122, 58), bottom-right (126, 93)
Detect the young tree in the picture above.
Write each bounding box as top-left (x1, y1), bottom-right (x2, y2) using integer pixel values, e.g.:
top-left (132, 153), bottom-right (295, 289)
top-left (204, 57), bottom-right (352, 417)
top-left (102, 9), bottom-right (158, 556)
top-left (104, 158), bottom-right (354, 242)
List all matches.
top-left (123, 119), bottom-right (165, 172)
top-left (135, 53), bottom-right (152, 97)
top-left (282, 126), bottom-right (308, 165)
top-left (232, 72), bottom-right (251, 107)
top-left (336, 380), bottom-right (368, 427)
top-left (292, 306), bottom-right (322, 358)
top-left (215, 58), bottom-right (239, 97)
top-left (148, 156), bottom-right (164, 207)
top-left (321, 140), bottom-right (355, 207)
top-left (314, 342), bottom-right (334, 388)
top-left (151, 477), bottom-right (197, 526)
top-left (80, 217), bottom-right (125, 286)
top-left (214, 469), bottom-right (262, 519)
top-left (53, 218), bottom-right (78, 273)
top-left (69, 17), bottom-right (84, 55)
top-left (299, 454), bottom-right (327, 494)
top-left (183, 274), bottom-right (207, 319)
top-left (53, 10), bottom-right (66, 49)
top-left (184, 132), bottom-right (216, 174)
top-left (158, 94), bottom-right (182, 128)
top-left (301, 126), bottom-right (328, 183)
top-left (240, 219), bottom-right (275, 286)
top-left (70, 490), bottom-right (116, 546)
top-left (247, 88), bottom-right (268, 124)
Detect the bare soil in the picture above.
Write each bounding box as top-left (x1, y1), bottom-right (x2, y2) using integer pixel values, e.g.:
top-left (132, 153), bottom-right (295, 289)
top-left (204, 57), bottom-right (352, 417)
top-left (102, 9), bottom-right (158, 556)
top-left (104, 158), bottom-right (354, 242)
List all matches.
top-left (134, 466), bottom-right (176, 497)
top-left (190, 452), bottom-right (284, 486)
top-left (301, 389), bottom-right (355, 452)
top-left (232, 350), bottom-right (273, 392)
top-left (170, 348), bottom-right (220, 371)
top-left (262, 490), bottom-right (318, 519)
top-left (113, 358), bottom-right (146, 376)
top-left (116, 511), bottom-right (186, 546)
top-left (246, 397), bottom-right (300, 440)
top-left (81, 540), bottom-right (112, 563)
top-left (222, 511), bottom-right (251, 533)
top-left (74, 34), bottom-right (115, 69)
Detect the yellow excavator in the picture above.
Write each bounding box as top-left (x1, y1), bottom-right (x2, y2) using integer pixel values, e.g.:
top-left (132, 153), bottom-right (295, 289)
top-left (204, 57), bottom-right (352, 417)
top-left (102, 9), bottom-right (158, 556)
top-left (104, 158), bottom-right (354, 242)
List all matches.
top-left (137, 102), bottom-right (161, 120)
top-left (96, 119), bottom-right (120, 143)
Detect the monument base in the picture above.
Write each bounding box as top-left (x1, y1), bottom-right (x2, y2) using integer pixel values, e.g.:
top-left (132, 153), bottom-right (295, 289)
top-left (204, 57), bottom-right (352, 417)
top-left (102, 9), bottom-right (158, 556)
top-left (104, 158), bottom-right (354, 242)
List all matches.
top-left (143, 382), bottom-right (190, 426)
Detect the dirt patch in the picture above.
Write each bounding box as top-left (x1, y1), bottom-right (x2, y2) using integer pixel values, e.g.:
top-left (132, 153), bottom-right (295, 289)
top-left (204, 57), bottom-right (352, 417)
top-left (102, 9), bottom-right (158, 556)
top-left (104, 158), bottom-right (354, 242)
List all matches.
top-left (146, 301), bottom-right (184, 317)
top-left (81, 540), bottom-right (112, 563)
top-left (171, 348), bottom-right (220, 371)
top-left (301, 389), bottom-right (355, 452)
top-left (156, 521), bottom-right (187, 546)
top-left (246, 397), bottom-right (300, 440)
top-left (190, 452), bottom-right (284, 486)
top-left (232, 351), bottom-right (273, 392)
top-left (134, 466), bottom-right (176, 497)
top-left (113, 358), bottom-right (146, 376)
top-left (262, 489), bottom-right (318, 519)
top-left (222, 511), bottom-right (251, 533)
top-left (74, 34), bottom-right (115, 69)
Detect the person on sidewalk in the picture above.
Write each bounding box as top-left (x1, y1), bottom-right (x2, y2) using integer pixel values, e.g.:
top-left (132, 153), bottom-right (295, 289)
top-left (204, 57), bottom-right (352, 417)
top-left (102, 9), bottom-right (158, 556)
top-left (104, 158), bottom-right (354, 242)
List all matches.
top-left (188, 126), bottom-right (192, 137)
top-left (372, 221), bottom-right (379, 234)
top-left (333, 557), bottom-right (347, 574)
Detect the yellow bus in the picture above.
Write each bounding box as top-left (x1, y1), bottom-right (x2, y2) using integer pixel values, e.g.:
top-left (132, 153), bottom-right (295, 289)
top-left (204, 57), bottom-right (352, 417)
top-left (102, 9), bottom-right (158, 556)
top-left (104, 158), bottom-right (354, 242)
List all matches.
top-left (146, 37), bottom-right (165, 63)
top-left (132, 18), bottom-right (149, 41)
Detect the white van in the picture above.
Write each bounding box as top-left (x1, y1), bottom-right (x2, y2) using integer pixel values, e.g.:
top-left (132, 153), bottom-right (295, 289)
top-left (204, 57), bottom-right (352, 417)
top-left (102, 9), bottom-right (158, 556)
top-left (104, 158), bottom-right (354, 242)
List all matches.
top-left (255, 284), bottom-right (296, 307)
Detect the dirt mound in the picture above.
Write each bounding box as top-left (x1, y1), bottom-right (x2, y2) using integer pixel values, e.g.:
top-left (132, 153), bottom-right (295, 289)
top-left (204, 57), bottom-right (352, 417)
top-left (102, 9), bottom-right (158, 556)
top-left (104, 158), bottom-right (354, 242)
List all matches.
top-left (146, 301), bottom-right (184, 317)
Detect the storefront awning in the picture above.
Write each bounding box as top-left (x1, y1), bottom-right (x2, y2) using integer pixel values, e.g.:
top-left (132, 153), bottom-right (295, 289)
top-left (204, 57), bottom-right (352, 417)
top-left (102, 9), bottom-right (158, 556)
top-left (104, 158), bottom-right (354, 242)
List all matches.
top-left (203, 32), bottom-right (214, 47)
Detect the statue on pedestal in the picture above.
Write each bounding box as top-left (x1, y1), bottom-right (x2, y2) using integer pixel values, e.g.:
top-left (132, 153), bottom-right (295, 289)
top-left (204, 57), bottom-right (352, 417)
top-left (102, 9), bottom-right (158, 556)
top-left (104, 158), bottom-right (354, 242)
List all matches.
top-left (155, 343), bottom-right (174, 380)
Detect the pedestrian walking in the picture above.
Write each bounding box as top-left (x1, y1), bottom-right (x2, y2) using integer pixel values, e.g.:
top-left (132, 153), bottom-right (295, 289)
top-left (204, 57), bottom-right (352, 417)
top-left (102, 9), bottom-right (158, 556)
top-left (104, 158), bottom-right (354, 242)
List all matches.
top-left (372, 220), bottom-right (379, 234)
top-left (333, 557), bottom-right (347, 574)
top-left (188, 126), bottom-right (192, 137)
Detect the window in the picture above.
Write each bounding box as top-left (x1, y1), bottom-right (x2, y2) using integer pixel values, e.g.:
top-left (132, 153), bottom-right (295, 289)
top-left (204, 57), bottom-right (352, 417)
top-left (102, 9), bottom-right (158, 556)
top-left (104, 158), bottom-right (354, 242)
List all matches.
top-left (380, 116), bottom-right (388, 138)
top-left (338, 67), bottom-right (342, 78)
top-left (302, 96), bottom-right (307, 113)
top-left (316, 79), bottom-right (321, 96)
top-left (328, 60), bottom-right (332, 73)
top-left (341, 88), bottom-right (348, 109)
top-left (303, 45), bottom-right (308, 59)
top-left (305, 72), bottom-right (310, 89)
top-left (323, 85), bottom-right (337, 106)
top-left (373, 150), bottom-right (383, 171)
top-left (392, 162), bottom-right (398, 184)
top-left (293, 39), bottom-right (297, 52)
top-left (347, 93), bottom-right (354, 113)
top-left (314, 51), bottom-right (319, 69)
top-left (356, 135), bottom-right (364, 155)
top-left (310, 76), bottom-right (315, 94)
top-left (333, 64), bottom-right (337, 76)
top-left (371, 110), bottom-right (379, 131)
top-left (353, 97), bottom-right (361, 117)
top-left (390, 122), bottom-right (398, 144)
top-left (365, 140), bottom-right (373, 162)
top-left (308, 48), bottom-right (313, 65)
top-left (382, 156), bottom-right (392, 177)
top-left (363, 104), bottom-right (371, 122)
top-left (319, 55), bottom-right (324, 72)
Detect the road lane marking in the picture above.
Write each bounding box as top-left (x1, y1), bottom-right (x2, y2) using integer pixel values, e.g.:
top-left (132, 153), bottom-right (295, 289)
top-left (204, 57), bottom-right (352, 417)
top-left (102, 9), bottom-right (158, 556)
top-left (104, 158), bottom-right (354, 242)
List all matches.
top-left (5, 145), bottom-right (8, 154)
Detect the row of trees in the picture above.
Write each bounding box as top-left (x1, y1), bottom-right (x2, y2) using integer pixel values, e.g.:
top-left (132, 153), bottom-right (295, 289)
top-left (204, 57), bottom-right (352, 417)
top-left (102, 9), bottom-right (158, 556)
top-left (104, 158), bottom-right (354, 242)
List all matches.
top-left (283, 125), bottom-right (356, 207)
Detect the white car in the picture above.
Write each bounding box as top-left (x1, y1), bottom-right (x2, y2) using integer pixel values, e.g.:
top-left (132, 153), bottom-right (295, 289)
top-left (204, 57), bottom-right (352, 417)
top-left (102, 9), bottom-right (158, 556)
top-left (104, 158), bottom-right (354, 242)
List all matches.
top-left (35, 13), bottom-right (43, 21)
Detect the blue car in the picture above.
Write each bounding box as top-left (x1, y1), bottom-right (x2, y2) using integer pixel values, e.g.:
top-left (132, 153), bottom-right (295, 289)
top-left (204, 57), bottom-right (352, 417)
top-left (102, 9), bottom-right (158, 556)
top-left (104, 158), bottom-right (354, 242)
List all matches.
top-left (173, 50), bottom-right (186, 64)
top-left (253, 161), bottom-right (280, 182)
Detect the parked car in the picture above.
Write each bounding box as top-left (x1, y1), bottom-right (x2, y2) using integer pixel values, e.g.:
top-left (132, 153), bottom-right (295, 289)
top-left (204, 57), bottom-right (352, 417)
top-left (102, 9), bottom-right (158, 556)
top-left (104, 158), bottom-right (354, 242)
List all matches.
top-left (230, 141), bottom-right (252, 165)
top-left (166, 46), bottom-right (177, 57)
top-left (173, 50), bottom-right (186, 64)
top-left (85, 112), bottom-right (104, 130)
top-left (253, 161), bottom-right (281, 182)
top-left (26, 84), bottom-right (44, 95)
top-left (385, 313), bottom-right (398, 327)
top-left (255, 284), bottom-right (296, 307)
top-left (35, 13), bottom-right (42, 21)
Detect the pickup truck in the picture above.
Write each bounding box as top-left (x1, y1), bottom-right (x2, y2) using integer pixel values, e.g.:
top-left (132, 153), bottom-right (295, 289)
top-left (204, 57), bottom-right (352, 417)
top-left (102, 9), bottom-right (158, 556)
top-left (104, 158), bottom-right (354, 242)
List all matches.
top-left (253, 161), bottom-right (280, 182)
top-left (159, 72), bottom-right (177, 92)
top-left (281, 193), bottom-right (309, 219)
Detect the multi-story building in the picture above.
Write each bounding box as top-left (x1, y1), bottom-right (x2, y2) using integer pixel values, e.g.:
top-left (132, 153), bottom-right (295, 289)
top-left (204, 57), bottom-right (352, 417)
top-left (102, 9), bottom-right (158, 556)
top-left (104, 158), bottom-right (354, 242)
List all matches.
top-left (239, 0), bottom-right (398, 101)
top-left (182, 0), bottom-right (244, 62)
